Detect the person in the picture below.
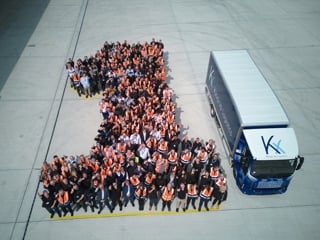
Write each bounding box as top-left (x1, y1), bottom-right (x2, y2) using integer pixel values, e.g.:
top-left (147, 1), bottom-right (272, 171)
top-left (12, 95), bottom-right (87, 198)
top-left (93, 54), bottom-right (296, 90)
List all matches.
top-left (109, 181), bottom-right (123, 212)
top-left (126, 158), bottom-right (137, 178)
top-left (137, 143), bottom-right (150, 163)
top-left (180, 148), bottom-right (192, 170)
top-left (66, 60), bottom-right (76, 88)
top-left (154, 173), bottom-right (166, 197)
top-left (38, 190), bottom-right (61, 218)
top-left (86, 183), bottom-right (99, 213)
top-left (135, 183), bottom-right (147, 211)
top-left (70, 184), bottom-right (87, 212)
top-left (99, 99), bottom-right (109, 120)
top-left (186, 183), bottom-right (198, 210)
top-left (166, 170), bottom-right (178, 189)
top-left (72, 73), bottom-right (82, 97)
top-left (161, 183), bottom-right (175, 211)
top-left (206, 153), bottom-right (221, 172)
top-left (205, 139), bottom-right (216, 155)
top-left (186, 168), bottom-right (198, 185)
top-left (96, 183), bottom-right (112, 214)
top-left (129, 173), bottom-right (140, 188)
top-left (157, 138), bottom-right (168, 157)
top-left (122, 180), bottom-right (135, 207)
top-left (215, 173), bottom-right (227, 188)
top-left (80, 71), bottom-right (92, 98)
top-left (198, 184), bottom-right (213, 212)
top-left (199, 171), bottom-right (211, 193)
top-left (191, 157), bottom-right (202, 180)
top-left (168, 135), bottom-right (180, 152)
top-left (191, 137), bottom-right (202, 157)
top-left (139, 126), bottom-right (150, 144)
top-left (175, 183), bottom-right (187, 212)
top-left (211, 184), bottom-right (227, 210)
top-left (57, 189), bottom-right (74, 216)
top-left (129, 131), bottom-right (141, 153)
top-left (167, 149), bottom-right (178, 169)
top-left (154, 156), bottom-right (168, 175)
top-left (144, 172), bottom-right (156, 187)
top-left (116, 139), bottom-right (128, 155)
top-left (181, 136), bottom-right (192, 151)
top-left (209, 165), bottom-right (220, 182)
top-left (196, 147), bottom-right (208, 168)
top-left (148, 183), bottom-right (159, 211)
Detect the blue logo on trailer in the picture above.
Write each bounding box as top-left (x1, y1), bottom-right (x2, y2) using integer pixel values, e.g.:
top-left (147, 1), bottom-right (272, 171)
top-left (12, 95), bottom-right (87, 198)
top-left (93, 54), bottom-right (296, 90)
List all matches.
top-left (261, 136), bottom-right (285, 154)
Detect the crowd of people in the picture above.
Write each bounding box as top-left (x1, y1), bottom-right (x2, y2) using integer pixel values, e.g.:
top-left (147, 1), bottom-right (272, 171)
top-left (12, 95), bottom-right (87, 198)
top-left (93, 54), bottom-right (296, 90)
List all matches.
top-left (39, 39), bottom-right (227, 218)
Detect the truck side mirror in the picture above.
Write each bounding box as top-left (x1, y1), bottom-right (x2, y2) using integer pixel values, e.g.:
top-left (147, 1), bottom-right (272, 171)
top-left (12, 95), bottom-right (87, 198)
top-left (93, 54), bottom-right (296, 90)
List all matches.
top-left (296, 155), bottom-right (304, 170)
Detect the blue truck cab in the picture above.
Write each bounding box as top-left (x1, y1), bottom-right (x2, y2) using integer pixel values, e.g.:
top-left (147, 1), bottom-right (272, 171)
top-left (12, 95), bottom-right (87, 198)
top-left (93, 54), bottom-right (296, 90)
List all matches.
top-left (205, 50), bottom-right (304, 195)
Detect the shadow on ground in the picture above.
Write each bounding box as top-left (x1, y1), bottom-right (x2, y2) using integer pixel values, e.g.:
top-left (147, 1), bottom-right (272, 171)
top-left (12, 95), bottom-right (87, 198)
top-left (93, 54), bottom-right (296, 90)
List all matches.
top-left (0, 0), bottom-right (50, 92)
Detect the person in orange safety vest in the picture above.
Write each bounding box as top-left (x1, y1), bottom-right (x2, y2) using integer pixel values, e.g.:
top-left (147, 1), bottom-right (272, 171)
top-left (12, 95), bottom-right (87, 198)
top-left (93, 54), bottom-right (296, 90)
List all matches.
top-left (186, 183), bottom-right (198, 210)
top-left (161, 183), bottom-right (175, 211)
top-left (57, 189), bottom-right (74, 216)
top-left (135, 183), bottom-right (147, 211)
top-left (198, 184), bottom-right (213, 212)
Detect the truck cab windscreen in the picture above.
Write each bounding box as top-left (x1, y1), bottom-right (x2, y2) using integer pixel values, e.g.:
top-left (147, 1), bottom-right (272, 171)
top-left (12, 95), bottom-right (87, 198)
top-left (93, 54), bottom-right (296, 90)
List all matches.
top-left (250, 159), bottom-right (297, 179)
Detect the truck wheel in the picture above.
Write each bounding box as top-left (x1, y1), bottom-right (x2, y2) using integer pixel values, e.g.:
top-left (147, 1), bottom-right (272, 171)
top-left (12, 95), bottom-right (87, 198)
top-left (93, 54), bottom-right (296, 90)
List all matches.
top-left (233, 167), bottom-right (237, 179)
top-left (210, 106), bottom-right (215, 118)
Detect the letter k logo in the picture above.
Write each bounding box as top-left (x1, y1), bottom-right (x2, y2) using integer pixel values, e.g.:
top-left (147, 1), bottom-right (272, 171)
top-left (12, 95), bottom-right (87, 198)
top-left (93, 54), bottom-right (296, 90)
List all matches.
top-left (261, 136), bottom-right (285, 155)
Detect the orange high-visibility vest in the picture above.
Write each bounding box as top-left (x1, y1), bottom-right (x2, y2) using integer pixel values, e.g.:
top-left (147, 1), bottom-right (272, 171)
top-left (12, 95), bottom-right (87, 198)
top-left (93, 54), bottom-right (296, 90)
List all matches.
top-left (166, 114), bottom-right (174, 124)
top-left (135, 187), bottom-right (147, 199)
top-left (146, 109), bottom-right (154, 118)
top-left (158, 141), bottom-right (168, 152)
top-left (73, 73), bottom-right (80, 81)
top-left (113, 164), bottom-right (121, 173)
top-left (187, 184), bottom-right (198, 198)
top-left (117, 143), bottom-right (127, 153)
top-left (130, 176), bottom-right (140, 188)
top-left (167, 152), bottom-right (177, 165)
top-left (144, 174), bottom-right (155, 186)
top-left (151, 155), bottom-right (160, 165)
top-left (181, 151), bottom-right (192, 165)
top-left (155, 159), bottom-right (168, 174)
top-left (162, 187), bottom-right (174, 201)
top-left (57, 191), bottom-right (69, 204)
top-left (215, 178), bottom-right (227, 187)
top-left (210, 167), bottom-right (219, 179)
top-left (117, 154), bottom-right (125, 166)
top-left (200, 187), bottom-right (213, 200)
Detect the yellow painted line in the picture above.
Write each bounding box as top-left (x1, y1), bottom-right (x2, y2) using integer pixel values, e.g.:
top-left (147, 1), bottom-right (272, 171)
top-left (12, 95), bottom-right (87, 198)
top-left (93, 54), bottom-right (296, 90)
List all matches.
top-left (52, 206), bottom-right (222, 220)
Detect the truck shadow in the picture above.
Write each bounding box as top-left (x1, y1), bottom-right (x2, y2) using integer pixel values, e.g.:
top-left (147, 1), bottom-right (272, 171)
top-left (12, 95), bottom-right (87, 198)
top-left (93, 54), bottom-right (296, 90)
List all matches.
top-left (0, 0), bottom-right (50, 92)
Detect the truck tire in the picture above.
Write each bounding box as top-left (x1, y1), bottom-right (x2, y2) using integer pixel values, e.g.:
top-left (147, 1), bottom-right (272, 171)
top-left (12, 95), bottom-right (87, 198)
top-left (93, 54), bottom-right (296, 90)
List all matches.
top-left (233, 167), bottom-right (237, 179)
top-left (210, 105), bottom-right (215, 118)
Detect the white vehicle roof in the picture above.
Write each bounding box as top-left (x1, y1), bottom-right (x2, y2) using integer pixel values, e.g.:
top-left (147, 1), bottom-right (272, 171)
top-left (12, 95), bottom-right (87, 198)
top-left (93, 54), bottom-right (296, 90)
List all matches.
top-left (212, 50), bottom-right (289, 127)
top-left (243, 128), bottom-right (298, 160)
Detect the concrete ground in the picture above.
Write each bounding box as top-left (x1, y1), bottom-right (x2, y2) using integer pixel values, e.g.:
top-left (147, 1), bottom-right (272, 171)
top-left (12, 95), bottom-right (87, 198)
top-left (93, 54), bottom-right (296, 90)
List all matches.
top-left (0, 0), bottom-right (320, 239)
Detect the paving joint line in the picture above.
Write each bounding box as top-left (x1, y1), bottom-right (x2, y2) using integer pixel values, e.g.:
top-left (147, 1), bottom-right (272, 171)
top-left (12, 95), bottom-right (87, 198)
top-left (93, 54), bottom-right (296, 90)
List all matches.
top-left (19, 1), bottom-right (89, 239)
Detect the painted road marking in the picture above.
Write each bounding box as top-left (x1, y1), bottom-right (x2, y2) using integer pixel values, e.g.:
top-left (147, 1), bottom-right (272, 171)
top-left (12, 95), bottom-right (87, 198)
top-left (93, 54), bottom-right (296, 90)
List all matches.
top-left (53, 206), bottom-right (222, 220)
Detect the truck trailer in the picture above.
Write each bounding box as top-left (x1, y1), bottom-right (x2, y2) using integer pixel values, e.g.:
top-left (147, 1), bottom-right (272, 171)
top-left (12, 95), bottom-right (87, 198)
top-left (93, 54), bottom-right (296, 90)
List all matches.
top-left (205, 50), bottom-right (304, 195)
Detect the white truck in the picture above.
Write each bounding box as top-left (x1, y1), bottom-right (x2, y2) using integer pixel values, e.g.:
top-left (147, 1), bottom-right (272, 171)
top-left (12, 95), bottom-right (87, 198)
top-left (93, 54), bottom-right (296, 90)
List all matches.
top-left (205, 50), bottom-right (304, 194)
